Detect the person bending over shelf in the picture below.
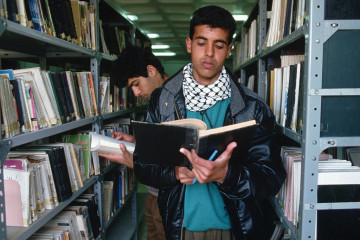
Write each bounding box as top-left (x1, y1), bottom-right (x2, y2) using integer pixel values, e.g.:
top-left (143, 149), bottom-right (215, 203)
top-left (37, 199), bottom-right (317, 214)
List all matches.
top-left (99, 45), bottom-right (169, 240)
top-left (132, 6), bottom-right (286, 240)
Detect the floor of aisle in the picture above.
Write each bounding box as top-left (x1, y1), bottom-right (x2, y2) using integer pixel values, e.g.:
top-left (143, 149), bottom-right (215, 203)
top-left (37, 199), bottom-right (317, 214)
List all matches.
top-left (137, 183), bottom-right (148, 240)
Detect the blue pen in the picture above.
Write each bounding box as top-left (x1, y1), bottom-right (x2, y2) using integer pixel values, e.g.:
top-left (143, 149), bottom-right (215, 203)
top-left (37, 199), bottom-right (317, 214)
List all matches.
top-left (192, 149), bottom-right (218, 184)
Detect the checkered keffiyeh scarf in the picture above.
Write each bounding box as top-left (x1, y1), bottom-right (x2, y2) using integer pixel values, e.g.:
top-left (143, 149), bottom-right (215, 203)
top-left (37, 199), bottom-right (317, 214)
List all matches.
top-left (182, 63), bottom-right (231, 112)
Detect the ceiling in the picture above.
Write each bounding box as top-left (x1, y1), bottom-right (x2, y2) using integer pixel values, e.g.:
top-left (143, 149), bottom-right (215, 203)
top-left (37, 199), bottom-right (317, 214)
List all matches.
top-left (106, 0), bottom-right (257, 60)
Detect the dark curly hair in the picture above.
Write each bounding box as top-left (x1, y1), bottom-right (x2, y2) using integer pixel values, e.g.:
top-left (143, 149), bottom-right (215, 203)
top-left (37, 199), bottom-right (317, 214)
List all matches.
top-left (111, 45), bottom-right (165, 88)
top-left (190, 5), bottom-right (236, 45)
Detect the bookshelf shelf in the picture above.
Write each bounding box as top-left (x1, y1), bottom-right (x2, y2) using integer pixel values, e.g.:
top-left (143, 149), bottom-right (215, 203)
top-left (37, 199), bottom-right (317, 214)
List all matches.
top-left (234, 0), bottom-right (360, 239)
top-left (277, 126), bottom-right (302, 144)
top-left (0, 20), bottom-right (96, 57)
top-left (7, 117), bottom-right (97, 148)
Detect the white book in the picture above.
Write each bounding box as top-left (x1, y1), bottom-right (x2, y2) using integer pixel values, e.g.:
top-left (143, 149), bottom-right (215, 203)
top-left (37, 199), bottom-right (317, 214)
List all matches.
top-left (273, 68), bottom-right (282, 123)
top-left (9, 151), bottom-right (59, 206)
top-left (89, 132), bottom-right (135, 155)
top-left (279, 66), bottom-right (290, 126)
top-left (29, 163), bottom-right (46, 213)
top-left (290, 63), bottom-right (301, 131)
top-left (41, 71), bottom-right (61, 124)
top-left (14, 68), bottom-right (58, 126)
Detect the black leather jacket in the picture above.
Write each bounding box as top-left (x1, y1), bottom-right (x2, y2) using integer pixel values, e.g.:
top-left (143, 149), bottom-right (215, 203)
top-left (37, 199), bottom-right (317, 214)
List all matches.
top-left (134, 67), bottom-right (286, 240)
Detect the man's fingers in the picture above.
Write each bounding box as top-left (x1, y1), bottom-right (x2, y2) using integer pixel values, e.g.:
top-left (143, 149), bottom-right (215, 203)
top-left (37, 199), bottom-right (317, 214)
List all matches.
top-left (223, 142), bottom-right (237, 156)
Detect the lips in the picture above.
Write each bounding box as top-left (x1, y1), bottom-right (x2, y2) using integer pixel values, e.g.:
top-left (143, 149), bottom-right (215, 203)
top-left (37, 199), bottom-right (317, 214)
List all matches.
top-left (201, 60), bottom-right (214, 68)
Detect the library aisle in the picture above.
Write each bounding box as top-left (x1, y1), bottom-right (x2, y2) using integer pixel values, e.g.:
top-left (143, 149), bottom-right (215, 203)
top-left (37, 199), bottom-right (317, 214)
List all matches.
top-left (106, 184), bottom-right (148, 240)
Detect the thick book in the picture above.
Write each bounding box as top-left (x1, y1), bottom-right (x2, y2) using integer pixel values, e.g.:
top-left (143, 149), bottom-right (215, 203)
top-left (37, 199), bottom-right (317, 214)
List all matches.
top-left (90, 132), bottom-right (135, 155)
top-left (132, 119), bottom-right (258, 167)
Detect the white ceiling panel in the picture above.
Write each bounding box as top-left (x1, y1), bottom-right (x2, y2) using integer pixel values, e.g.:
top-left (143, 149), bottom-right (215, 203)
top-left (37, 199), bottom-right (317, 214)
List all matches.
top-left (106, 0), bottom-right (256, 58)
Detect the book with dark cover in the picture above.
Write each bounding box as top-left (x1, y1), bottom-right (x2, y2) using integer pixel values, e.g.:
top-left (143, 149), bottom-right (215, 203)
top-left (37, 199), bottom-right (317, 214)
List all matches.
top-left (52, 0), bottom-right (71, 40)
top-left (24, 0), bottom-right (32, 27)
top-left (6, 0), bottom-right (19, 23)
top-left (296, 61), bottom-right (304, 133)
top-left (17, 146), bottom-right (72, 202)
top-left (63, 0), bottom-right (77, 41)
top-left (290, 0), bottom-right (298, 33)
top-left (9, 80), bottom-right (24, 131)
top-left (72, 72), bottom-right (85, 119)
top-left (72, 194), bottom-right (101, 238)
top-left (133, 119), bottom-right (258, 167)
top-left (283, 0), bottom-right (293, 38)
top-left (47, 0), bottom-right (66, 39)
top-left (49, 72), bottom-right (69, 122)
top-left (285, 64), bottom-right (297, 128)
top-left (59, 71), bottom-right (75, 121)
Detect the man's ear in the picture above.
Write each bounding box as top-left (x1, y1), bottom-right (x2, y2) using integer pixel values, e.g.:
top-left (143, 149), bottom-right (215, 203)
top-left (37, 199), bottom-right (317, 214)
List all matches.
top-left (226, 44), bottom-right (233, 59)
top-left (147, 65), bottom-right (157, 77)
top-left (186, 37), bottom-right (192, 54)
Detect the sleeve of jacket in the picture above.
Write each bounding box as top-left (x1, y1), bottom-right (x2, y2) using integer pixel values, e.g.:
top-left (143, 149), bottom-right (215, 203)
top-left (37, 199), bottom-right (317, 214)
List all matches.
top-left (218, 101), bottom-right (286, 200)
top-left (133, 88), bottom-right (180, 188)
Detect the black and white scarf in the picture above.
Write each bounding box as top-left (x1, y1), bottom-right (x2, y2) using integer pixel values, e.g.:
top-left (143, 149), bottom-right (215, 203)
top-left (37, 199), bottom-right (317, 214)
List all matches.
top-left (182, 63), bottom-right (231, 112)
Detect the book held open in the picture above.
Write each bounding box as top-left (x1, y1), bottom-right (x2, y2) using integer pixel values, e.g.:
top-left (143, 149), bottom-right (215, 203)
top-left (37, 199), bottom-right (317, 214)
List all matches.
top-left (133, 119), bottom-right (258, 167)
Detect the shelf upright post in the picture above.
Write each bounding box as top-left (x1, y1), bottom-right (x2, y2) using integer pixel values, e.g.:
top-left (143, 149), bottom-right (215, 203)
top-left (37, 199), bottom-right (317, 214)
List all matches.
top-left (240, 25), bottom-right (246, 85)
top-left (131, 186), bottom-right (138, 240)
top-left (0, 139), bottom-right (12, 240)
top-left (257, 0), bottom-right (267, 98)
top-left (39, 57), bottom-right (46, 71)
top-left (299, 0), bottom-right (325, 239)
top-left (91, 54), bottom-right (101, 117)
top-left (94, 179), bottom-right (104, 230)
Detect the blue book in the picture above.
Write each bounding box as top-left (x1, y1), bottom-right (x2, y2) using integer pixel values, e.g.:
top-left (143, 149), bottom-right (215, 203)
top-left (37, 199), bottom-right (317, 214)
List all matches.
top-left (28, 0), bottom-right (45, 32)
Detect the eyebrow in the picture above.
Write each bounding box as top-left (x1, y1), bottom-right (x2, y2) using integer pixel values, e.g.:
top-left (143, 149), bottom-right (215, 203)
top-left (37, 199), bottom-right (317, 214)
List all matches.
top-left (195, 35), bottom-right (228, 45)
top-left (128, 79), bottom-right (138, 88)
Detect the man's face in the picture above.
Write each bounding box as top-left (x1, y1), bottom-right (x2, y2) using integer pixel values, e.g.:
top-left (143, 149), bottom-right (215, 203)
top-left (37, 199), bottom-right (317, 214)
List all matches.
top-left (186, 25), bottom-right (232, 85)
top-left (127, 75), bottom-right (159, 99)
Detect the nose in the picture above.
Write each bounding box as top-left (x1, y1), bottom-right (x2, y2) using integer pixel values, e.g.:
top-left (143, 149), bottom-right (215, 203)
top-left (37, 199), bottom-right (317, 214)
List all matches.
top-left (132, 86), bottom-right (141, 96)
top-left (205, 43), bottom-right (214, 57)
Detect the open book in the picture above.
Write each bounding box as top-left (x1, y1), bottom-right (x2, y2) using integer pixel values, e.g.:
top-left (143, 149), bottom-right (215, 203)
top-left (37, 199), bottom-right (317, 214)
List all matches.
top-left (90, 132), bottom-right (135, 155)
top-left (132, 119), bottom-right (258, 167)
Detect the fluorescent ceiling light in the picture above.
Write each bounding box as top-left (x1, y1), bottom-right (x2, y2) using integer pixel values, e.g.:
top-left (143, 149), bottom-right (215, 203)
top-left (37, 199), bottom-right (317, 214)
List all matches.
top-left (233, 15), bottom-right (248, 21)
top-left (153, 52), bottom-right (176, 56)
top-left (147, 33), bottom-right (160, 38)
top-left (127, 15), bottom-right (138, 21)
top-left (152, 45), bottom-right (170, 49)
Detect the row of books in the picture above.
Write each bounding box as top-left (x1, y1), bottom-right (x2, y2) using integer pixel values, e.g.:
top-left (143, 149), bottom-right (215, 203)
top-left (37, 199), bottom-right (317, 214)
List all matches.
top-left (263, 0), bottom-right (306, 49)
top-left (29, 193), bottom-right (101, 240)
top-left (278, 146), bottom-right (360, 227)
top-left (234, 18), bottom-right (258, 67)
top-left (268, 52), bottom-right (305, 132)
top-left (4, 143), bottom-right (85, 227)
top-left (103, 167), bottom-right (135, 222)
top-left (0, 0), bottom-right (96, 50)
top-left (0, 68), bottom-right (99, 139)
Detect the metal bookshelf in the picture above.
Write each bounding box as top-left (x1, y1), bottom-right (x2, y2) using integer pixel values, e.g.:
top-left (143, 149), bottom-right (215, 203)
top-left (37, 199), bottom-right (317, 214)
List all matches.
top-left (234, 0), bottom-right (360, 239)
top-left (0, 0), bottom-right (150, 239)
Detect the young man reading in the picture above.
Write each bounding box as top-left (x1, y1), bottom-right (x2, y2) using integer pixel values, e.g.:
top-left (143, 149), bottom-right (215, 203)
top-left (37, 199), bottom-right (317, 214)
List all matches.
top-left (133, 6), bottom-right (286, 240)
top-left (99, 45), bottom-right (168, 240)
